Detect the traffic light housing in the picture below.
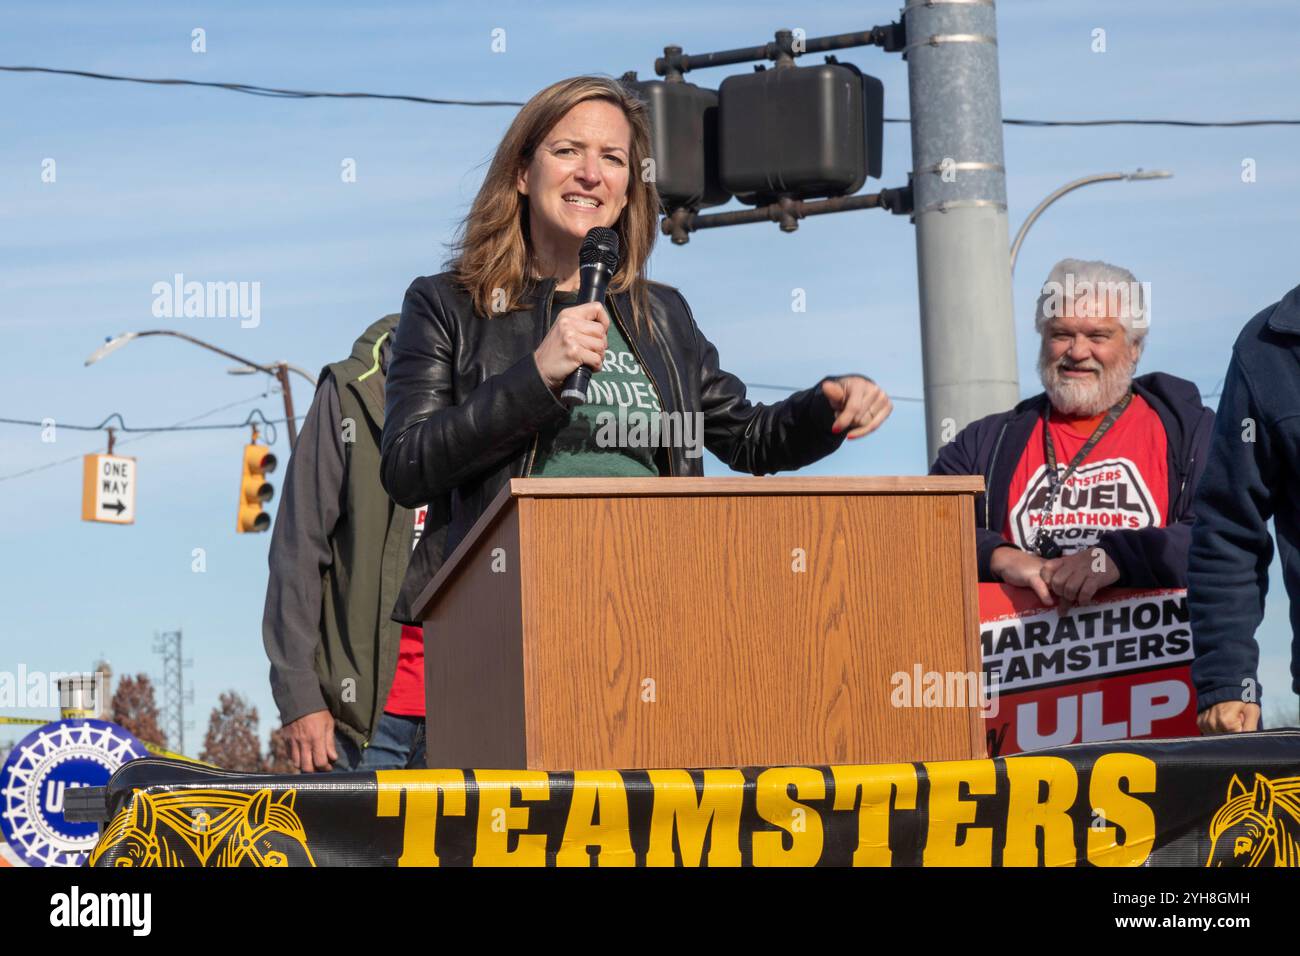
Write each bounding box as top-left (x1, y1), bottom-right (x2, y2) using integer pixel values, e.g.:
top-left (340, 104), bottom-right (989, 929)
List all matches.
top-left (622, 74), bottom-right (731, 213)
top-left (236, 442), bottom-right (277, 533)
top-left (718, 61), bottom-right (884, 206)
top-left (626, 59), bottom-right (885, 222)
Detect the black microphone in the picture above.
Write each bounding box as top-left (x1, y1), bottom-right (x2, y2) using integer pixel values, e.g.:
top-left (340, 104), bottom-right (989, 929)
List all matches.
top-left (559, 227), bottom-right (620, 408)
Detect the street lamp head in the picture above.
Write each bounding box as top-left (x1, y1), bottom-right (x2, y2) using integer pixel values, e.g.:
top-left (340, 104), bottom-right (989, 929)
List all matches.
top-left (84, 332), bottom-right (139, 366)
top-left (1126, 168), bottom-right (1174, 181)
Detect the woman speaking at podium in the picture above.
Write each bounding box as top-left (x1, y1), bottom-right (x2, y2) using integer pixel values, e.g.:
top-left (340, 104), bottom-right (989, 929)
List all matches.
top-left (380, 75), bottom-right (892, 625)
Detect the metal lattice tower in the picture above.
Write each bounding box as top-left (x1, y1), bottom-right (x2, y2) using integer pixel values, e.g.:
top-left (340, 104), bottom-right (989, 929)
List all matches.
top-left (152, 629), bottom-right (194, 754)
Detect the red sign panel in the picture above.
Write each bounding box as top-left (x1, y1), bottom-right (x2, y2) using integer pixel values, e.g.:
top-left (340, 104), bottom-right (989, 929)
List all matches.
top-left (979, 584), bottom-right (1198, 755)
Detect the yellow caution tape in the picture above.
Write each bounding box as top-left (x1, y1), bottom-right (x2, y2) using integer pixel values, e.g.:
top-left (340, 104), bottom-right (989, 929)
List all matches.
top-left (1, 708), bottom-right (101, 724)
top-left (0, 716), bottom-right (219, 768)
top-left (139, 740), bottom-right (220, 768)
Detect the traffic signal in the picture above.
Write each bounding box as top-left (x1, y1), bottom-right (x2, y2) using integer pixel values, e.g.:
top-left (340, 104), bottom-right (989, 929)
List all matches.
top-left (718, 61), bottom-right (884, 206)
top-left (622, 73), bottom-right (731, 214)
top-left (626, 60), bottom-right (884, 220)
top-left (236, 442), bottom-right (277, 533)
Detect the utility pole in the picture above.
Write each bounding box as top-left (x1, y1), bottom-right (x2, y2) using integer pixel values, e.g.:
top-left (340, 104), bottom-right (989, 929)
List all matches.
top-left (273, 364), bottom-right (299, 449)
top-left (904, 0), bottom-right (1019, 463)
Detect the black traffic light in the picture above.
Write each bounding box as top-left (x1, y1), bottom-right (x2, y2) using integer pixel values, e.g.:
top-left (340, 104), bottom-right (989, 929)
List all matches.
top-left (623, 74), bottom-right (731, 213)
top-left (718, 61), bottom-right (884, 207)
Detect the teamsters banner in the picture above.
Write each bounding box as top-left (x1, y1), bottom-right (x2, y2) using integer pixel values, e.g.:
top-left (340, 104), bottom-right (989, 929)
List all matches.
top-left (87, 731), bottom-right (1300, 867)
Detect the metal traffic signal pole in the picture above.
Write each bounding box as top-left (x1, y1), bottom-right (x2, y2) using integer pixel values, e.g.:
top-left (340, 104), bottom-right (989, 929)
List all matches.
top-left (904, 0), bottom-right (1019, 463)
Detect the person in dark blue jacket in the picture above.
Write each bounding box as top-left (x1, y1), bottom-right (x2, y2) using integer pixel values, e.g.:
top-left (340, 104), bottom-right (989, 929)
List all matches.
top-left (931, 259), bottom-right (1214, 609)
top-left (1189, 283), bottom-right (1300, 735)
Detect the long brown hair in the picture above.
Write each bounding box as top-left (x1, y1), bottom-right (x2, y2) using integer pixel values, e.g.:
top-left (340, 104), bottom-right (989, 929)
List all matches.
top-left (446, 75), bottom-right (659, 334)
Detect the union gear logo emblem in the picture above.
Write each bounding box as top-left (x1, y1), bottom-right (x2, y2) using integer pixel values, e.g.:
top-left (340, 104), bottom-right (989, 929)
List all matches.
top-left (0, 719), bottom-right (148, 867)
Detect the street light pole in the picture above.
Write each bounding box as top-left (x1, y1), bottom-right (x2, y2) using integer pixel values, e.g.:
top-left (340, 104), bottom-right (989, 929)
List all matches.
top-left (84, 329), bottom-right (316, 449)
top-left (1009, 169), bottom-right (1173, 276)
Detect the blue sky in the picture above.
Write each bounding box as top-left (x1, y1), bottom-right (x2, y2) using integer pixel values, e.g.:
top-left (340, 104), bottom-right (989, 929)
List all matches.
top-left (3, 0), bottom-right (1299, 751)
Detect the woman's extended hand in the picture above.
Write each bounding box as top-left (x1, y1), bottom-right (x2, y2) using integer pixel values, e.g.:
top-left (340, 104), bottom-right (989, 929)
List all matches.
top-left (822, 375), bottom-right (893, 438)
top-left (533, 302), bottom-right (609, 391)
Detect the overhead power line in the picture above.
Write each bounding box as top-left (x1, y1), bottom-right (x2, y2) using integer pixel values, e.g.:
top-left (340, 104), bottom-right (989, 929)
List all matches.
top-left (5, 65), bottom-right (1299, 128)
top-left (0, 387), bottom-right (912, 446)
top-left (749, 384), bottom-right (922, 402)
top-left (996, 118), bottom-right (1300, 129)
top-left (0, 379), bottom-right (1223, 485)
top-left (0, 383), bottom-right (909, 486)
top-left (0, 394), bottom-right (297, 484)
top-left (0, 409), bottom-right (299, 434)
top-left (0, 65), bottom-right (525, 107)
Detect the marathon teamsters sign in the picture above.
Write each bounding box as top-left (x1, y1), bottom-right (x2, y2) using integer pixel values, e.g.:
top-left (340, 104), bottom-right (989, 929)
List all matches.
top-left (980, 585), bottom-right (1197, 756)
top-left (89, 733), bottom-right (1300, 867)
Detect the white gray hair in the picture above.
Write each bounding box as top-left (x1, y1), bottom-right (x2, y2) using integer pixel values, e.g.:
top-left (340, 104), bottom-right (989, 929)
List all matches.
top-left (1034, 258), bottom-right (1149, 349)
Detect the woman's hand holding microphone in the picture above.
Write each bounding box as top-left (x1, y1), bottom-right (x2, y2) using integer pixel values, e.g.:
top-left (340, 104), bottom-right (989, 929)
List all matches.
top-left (533, 302), bottom-right (609, 392)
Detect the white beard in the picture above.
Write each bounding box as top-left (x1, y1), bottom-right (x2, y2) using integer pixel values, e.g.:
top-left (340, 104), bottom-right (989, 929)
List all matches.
top-left (1038, 349), bottom-right (1136, 416)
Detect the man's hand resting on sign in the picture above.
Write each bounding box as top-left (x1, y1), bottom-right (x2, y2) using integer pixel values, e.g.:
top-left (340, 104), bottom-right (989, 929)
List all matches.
top-left (989, 546), bottom-right (1053, 605)
top-left (1039, 547), bottom-right (1120, 611)
top-left (1198, 701), bottom-right (1261, 736)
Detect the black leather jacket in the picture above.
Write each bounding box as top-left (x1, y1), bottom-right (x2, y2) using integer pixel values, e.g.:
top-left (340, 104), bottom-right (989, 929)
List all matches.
top-left (380, 272), bottom-right (849, 624)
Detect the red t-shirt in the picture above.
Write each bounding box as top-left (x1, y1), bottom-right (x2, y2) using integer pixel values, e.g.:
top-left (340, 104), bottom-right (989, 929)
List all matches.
top-left (1002, 394), bottom-right (1168, 556)
top-left (382, 505), bottom-right (427, 717)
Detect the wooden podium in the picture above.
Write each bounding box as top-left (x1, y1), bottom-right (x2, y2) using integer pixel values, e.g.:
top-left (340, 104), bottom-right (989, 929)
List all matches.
top-left (415, 476), bottom-right (985, 770)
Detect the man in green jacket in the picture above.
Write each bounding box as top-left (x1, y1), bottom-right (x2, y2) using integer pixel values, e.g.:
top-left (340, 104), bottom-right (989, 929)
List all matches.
top-left (262, 315), bottom-right (428, 772)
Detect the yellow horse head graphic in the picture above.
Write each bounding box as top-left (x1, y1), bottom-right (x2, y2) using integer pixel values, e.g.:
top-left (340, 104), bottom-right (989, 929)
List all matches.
top-left (214, 788), bottom-right (314, 867)
top-left (87, 786), bottom-right (181, 867)
top-left (1207, 772), bottom-right (1300, 867)
top-left (89, 787), bottom-right (315, 867)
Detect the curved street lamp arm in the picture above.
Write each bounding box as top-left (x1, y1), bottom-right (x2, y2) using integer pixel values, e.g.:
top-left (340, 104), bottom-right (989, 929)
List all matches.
top-left (124, 329), bottom-right (280, 376)
top-left (84, 328), bottom-right (311, 448)
top-left (280, 363), bottom-right (318, 387)
top-left (1009, 169), bottom-right (1173, 277)
top-left (1009, 173), bottom-right (1125, 276)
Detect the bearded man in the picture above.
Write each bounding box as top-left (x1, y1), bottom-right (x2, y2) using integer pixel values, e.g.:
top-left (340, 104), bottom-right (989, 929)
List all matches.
top-left (931, 258), bottom-right (1214, 608)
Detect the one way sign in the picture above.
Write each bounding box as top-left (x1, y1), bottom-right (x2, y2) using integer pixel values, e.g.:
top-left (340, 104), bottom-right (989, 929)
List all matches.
top-left (81, 453), bottom-right (136, 525)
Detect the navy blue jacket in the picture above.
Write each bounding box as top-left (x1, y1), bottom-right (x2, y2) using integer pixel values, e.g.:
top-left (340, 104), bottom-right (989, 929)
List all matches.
top-left (930, 371), bottom-right (1214, 588)
top-left (1189, 284), bottom-right (1300, 712)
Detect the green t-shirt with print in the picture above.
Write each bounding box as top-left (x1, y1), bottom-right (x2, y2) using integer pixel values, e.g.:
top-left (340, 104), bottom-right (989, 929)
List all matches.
top-left (532, 290), bottom-right (664, 478)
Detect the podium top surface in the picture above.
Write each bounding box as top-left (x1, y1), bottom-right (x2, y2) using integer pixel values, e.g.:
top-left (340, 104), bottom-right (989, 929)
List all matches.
top-left (413, 475), bottom-right (984, 620)
top-left (504, 475), bottom-right (984, 497)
